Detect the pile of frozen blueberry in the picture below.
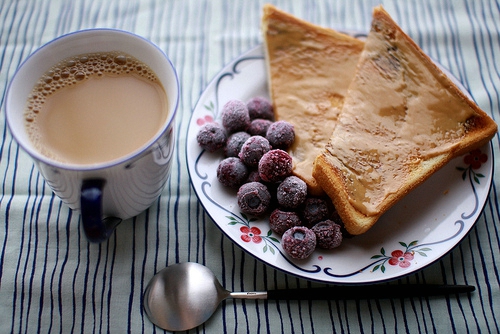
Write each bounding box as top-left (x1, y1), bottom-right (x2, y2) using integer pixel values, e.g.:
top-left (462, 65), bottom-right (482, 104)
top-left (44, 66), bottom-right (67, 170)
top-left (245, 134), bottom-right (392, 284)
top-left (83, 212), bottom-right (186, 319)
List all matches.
top-left (196, 97), bottom-right (344, 260)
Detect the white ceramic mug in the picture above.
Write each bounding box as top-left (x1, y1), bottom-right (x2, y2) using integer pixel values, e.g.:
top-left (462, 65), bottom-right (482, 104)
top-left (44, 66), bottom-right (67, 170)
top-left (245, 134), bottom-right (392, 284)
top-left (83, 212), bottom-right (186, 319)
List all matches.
top-left (5, 29), bottom-right (179, 242)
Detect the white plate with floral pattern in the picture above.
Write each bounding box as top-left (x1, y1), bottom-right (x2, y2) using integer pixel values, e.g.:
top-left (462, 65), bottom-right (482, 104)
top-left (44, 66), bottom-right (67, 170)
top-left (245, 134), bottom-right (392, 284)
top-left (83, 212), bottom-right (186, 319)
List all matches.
top-left (186, 43), bottom-right (494, 284)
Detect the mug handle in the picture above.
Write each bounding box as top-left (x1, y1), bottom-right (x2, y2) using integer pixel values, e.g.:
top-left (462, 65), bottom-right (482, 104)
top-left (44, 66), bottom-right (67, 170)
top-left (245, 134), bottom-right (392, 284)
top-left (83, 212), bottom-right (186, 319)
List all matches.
top-left (81, 179), bottom-right (122, 243)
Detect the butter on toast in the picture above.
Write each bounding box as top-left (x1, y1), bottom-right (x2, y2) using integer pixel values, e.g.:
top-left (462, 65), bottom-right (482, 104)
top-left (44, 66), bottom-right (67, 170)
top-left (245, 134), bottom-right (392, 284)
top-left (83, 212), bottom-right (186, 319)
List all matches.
top-left (313, 6), bottom-right (497, 235)
top-left (261, 4), bottom-right (365, 195)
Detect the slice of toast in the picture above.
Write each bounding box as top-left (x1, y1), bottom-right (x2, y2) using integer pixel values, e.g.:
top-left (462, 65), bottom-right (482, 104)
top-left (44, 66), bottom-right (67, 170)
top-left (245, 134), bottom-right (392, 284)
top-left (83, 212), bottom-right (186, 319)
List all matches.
top-left (261, 4), bottom-right (365, 195)
top-left (313, 6), bottom-right (497, 235)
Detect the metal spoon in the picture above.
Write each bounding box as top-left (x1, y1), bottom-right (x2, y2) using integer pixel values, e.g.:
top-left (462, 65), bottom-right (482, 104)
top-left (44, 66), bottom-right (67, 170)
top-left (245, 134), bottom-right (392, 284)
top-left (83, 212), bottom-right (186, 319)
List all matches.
top-left (143, 262), bottom-right (475, 331)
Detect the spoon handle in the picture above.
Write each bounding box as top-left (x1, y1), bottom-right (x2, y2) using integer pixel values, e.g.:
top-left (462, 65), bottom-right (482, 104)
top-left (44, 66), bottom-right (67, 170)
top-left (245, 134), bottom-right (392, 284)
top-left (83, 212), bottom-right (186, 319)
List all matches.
top-left (266, 284), bottom-right (475, 300)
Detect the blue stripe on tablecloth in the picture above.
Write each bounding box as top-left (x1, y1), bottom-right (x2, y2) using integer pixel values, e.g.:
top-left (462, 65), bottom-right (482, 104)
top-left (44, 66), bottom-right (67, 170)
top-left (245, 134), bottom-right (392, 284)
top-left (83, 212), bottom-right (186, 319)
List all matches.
top-left (174, 0), bottom-right (187, 265)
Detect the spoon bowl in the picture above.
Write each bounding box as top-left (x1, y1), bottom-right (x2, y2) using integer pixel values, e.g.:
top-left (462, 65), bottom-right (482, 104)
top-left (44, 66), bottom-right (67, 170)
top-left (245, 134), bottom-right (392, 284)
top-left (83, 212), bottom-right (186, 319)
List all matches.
top-left (143, 262), bottom-right (231, 331)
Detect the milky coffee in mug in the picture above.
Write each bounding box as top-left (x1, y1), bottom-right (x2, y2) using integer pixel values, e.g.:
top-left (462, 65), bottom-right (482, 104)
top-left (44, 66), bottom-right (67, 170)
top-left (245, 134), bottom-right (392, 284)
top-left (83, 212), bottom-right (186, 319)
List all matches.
top-left (24, 51), bottom-right (169, 165)
top-left (6, 29), bottom-right (179, 243)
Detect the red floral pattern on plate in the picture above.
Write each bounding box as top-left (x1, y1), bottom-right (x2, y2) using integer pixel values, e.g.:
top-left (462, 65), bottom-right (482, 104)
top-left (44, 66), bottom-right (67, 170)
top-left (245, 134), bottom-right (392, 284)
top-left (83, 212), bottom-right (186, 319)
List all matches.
top-left (227, 213), bottom-right (279, 254)
top-left (196, 114), bottom-right (214, 126)
top-left (371, 241), bottom-right (430, 273)
top-left (240, 226), bottom-right (262, 243)
top-left (463, 149), bottom-right (488, 170)
top-left (457, 149), bottom-right (487, 184)
top-left (388, 250), bottom-right (414, 268)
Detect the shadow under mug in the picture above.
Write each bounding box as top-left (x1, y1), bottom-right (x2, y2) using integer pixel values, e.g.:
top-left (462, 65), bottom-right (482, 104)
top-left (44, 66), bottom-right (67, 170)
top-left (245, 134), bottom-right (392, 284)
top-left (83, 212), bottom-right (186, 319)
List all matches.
top-left (5, 29), bottom-right (179, 243)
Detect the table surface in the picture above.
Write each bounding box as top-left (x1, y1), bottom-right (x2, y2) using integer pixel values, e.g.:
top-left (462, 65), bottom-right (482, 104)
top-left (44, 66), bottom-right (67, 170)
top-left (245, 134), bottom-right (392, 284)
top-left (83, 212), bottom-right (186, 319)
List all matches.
top-left (1, 0), bottom-right (499, 333)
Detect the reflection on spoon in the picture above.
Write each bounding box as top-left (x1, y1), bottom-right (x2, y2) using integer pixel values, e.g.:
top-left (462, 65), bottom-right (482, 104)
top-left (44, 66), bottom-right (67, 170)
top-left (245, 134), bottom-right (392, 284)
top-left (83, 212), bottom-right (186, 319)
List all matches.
top-left (143, 262), bottom-right (475, 331)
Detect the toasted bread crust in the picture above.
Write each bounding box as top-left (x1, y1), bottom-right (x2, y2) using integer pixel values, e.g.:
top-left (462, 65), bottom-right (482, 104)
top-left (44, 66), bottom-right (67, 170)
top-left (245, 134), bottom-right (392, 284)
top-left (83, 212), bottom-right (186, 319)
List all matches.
top-left (314, 152), bottom-right (452, 235)
top-left (262, 4), bottom-right (364, 195)
top-left (313, 6), bottom-right (497, 235)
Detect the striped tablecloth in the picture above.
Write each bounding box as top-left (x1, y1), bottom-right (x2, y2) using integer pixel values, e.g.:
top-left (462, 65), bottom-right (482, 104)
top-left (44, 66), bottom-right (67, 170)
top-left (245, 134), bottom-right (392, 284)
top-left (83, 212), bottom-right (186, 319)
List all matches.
top-left (1, 0), bottom-right (498, 333)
